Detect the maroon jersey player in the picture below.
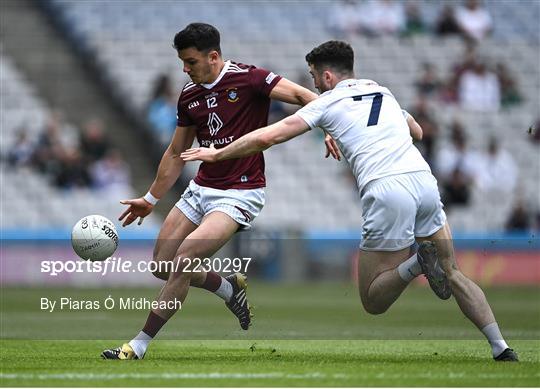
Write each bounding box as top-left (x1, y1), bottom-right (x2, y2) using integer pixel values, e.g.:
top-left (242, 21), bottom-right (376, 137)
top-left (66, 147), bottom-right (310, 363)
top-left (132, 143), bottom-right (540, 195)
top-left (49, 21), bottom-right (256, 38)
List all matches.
top-left (176, 61), bottom-right (280, 190)
top-left (102, 23), bottom-right (339, 360)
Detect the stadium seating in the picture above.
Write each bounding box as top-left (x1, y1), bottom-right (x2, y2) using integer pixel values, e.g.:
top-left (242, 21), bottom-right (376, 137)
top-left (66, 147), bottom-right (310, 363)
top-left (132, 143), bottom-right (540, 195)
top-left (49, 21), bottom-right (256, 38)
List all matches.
top-left (6, 1), bottom-right (540, 232)
top-left (0, 52), bottom-right (159, 230)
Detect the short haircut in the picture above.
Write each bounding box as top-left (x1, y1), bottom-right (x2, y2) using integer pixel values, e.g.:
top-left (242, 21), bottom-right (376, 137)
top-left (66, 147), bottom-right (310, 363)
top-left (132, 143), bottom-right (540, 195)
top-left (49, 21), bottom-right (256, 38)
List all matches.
top-left (305, 41), bottom-right (354, 75)
top-left (173, 23), bottom-right (221, 54)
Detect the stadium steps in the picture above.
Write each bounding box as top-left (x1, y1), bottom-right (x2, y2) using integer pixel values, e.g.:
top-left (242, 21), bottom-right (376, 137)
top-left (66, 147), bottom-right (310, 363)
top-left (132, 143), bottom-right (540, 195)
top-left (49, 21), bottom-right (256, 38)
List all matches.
top-left (0, 0), bottom-right (174, 214)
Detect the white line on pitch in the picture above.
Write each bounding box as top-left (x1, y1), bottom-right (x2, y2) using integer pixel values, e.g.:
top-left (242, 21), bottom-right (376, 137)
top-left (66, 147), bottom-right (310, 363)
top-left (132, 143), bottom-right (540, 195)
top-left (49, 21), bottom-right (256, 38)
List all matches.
top-left (0, 372), bottom-right (346, 381)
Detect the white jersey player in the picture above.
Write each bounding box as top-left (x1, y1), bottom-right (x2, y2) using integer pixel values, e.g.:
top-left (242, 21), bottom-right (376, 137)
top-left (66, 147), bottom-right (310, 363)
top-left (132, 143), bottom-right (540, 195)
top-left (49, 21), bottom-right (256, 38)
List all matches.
top-left (181, 40), bottom-right (517, 362)
top-left (299, 78), bottom-right (430, 194)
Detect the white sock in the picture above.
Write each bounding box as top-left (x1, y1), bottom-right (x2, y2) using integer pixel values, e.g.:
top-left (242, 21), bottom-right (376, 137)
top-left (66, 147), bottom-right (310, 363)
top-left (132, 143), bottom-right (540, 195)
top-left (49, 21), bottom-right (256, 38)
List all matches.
top-left (215, 277), bottom-right (233, 302)
top-left (128, 331), bottom-right (152, 358)
top-left (481, 322), bottom-right (509, 357)
top-left (397, 253), bottom-right (422, 282)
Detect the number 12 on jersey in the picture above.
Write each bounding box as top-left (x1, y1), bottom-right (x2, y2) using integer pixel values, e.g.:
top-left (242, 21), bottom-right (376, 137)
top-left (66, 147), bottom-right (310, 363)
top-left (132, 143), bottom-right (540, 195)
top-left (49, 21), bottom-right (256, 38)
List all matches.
top-left (207, 97), bottom-right (218, 108)
top-left (352, 92), bottom-right (383, 126)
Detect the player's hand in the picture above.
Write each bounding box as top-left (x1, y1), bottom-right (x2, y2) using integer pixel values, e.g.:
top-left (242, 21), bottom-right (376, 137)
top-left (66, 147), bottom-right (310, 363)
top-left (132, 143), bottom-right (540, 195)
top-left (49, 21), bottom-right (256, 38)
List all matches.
top-left (118, 198), bottom-right (154, 227)
top-left (324, 133), bottom-right (341, 160)
top-left (180, 143), bottom-right (219, 163)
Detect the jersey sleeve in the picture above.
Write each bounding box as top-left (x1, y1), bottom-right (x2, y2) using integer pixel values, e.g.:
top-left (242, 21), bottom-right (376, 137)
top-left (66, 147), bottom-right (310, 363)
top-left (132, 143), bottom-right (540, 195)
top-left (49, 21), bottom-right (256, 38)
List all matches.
top-left (249, 67), bottom-right (282, 96)
top-left (296, 97), bottom-right (327, 130)
top-left (401, 109), bottom-right (410, 120)
top-left (176, 91), bottom-right (194, 127)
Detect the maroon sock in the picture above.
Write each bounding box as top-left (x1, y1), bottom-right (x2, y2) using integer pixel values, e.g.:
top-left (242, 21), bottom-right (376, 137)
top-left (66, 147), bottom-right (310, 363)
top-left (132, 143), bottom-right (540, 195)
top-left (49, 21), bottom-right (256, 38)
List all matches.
top-left (199, 271), bottom-right (222, 292)
top-left (142, 311), bottom-right (168, 338)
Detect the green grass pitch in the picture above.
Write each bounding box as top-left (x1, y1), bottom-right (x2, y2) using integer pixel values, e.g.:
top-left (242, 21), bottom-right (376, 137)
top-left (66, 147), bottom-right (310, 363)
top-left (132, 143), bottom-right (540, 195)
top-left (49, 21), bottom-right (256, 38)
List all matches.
top-left (1, 283), bottom-right (539, 386)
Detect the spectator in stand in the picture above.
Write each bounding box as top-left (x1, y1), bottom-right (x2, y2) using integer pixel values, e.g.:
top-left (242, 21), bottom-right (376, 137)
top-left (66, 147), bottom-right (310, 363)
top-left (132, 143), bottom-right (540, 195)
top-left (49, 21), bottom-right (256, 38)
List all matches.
top-left (90, 148), bottom-right (131, 197)
top-left (7, 127), bottom-right (34, 167)
top-left (147, 74), bottom-right (177, 144)
top-left (32, 111), bottom-right (66, 176)
top-left (403, 2), bottom-right (426, 37)
top-left (454, 43), bottom-right (478, 77)
top-left (80, 118), bottom-right (110, 162)
top-left (441, 43), bottom-right (478, 103)
top-left (409, 96), bottom-right (439, 167)
top-left (505, 200), bottom-right (531, 232)
top-left (415, 62), bottom-right (442, 97)
top-left (327, 0), bottom-right (362, 39)
top-left (476, 137), bottom-right (518, 193)
top-left (495, 62), bottom-right (522, 108)
top-left (437, 123), bottom-right (477, 209)
top-left (455, 0), bottom-right (493, 42)
top-left (442, 167), bottom-right (472, 209)
top-left (359, 0), bottom-right (405, 36)
top-left (54, 147), bottom-right (92, 189)
top-left (435, 4), bottom-right (461, 36)
top-left (458, 59), bottom-right (501, 111)
top-left (438, 122), bottom-right (479, 176)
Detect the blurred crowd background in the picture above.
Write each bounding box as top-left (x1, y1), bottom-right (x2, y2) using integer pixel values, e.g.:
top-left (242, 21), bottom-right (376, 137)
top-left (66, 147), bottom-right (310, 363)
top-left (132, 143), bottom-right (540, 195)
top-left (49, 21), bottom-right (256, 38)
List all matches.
top-left (1, 0), bottom-right (539, 284)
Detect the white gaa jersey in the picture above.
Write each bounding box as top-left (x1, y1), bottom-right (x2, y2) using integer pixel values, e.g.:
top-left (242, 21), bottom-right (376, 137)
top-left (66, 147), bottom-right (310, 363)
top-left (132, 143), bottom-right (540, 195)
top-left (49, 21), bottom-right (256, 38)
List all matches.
top-left (297, 79), bottom-right (431, 193)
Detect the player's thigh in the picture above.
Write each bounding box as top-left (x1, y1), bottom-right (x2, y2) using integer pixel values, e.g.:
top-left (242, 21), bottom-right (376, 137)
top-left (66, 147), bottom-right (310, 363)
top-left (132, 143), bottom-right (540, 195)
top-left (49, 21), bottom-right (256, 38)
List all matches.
top-left (202, 186), bottom-right (265, 231)
top-left (414, 171), bottom-right (447, 238)
top-left (154, 207), bottom-right (198, 263)
top-left (416, 221), bottom-right (457, 274)
top-left (358, 247), bottom-right (412, 299)
top-left (174, 211), bottom-right (240, 271)
top-left (360, 176), bottom-right (416, 251)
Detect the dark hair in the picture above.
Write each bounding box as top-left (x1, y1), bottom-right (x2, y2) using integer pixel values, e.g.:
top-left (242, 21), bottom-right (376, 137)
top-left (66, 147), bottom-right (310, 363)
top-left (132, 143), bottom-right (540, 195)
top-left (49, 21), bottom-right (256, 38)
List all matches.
top-left (173, 23), bottom-right (221, 54)
top-left (305, 41), bottom-right (354, 75)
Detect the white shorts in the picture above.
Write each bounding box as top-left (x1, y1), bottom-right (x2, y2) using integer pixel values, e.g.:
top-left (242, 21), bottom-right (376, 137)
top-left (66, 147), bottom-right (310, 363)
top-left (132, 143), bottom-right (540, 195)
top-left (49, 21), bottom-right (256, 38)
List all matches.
top-left (360, 171), bottom-right (447, 251)
top-left (175, 180), bottom-right (265, 230)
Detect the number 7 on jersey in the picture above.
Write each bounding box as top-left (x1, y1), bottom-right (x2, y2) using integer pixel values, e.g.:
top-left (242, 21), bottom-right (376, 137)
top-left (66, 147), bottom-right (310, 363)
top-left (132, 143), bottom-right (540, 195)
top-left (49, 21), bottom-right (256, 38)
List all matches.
top-left (352, 92), bottom-right (383, 126)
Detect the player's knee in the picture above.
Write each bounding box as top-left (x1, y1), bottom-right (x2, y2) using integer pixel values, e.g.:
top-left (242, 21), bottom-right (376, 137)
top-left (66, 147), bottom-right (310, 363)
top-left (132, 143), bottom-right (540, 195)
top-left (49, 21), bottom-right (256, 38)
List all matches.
top-left (149, 250), bottom-right (170, 280)
top-left (170, 254), bottom-right (197, 276)
top-left (151, 267), bottom-right (169, 281)
top-left (362, 301), bottom-right (388, 315)
top-left (360, 297), bottom-right (388, 315)
top-left (152, 243), bottom-right (165, 263)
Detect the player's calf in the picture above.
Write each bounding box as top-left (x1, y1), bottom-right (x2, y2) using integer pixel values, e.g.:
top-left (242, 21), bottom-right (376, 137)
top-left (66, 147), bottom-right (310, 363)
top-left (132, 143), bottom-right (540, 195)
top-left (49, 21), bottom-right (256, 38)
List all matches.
top-left (417, 241), bottom-right (452, 300)
top-left (358, 246), bottom-right (418, 316)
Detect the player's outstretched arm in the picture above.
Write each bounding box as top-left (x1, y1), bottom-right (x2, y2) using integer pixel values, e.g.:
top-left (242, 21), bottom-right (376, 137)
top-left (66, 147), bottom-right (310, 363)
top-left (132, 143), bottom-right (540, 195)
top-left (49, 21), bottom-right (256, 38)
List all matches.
top-left (181, 115), bottom-right (310, 163)
top-left (119, 125), bottom-right (196, 227)
top-left (406, 113), bottom-right (423, 141)
top-left (269, 78), bottom-right (318, 106)
top-left (269, 79), bottom-right (340, 160)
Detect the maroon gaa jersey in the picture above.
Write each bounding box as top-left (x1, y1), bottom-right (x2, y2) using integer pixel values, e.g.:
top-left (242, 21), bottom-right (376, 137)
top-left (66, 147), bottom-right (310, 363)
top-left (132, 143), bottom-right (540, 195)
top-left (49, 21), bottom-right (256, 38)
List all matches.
top-left (177, 61), bottom-right (282, 190)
